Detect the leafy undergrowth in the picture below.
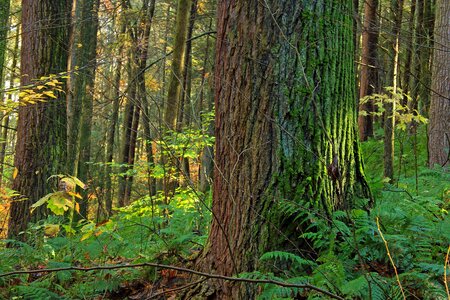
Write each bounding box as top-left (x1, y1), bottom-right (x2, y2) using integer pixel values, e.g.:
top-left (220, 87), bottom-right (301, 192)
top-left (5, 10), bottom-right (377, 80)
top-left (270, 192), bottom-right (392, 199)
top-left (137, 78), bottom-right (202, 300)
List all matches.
top-left (246, 127), bottom-right (450, 299)
top-left (0, 127), bottom-right (449, 299)
top-left (248, 165), bottom-right (449, 299)
top-left (0, 189), bottom-right (211, 300)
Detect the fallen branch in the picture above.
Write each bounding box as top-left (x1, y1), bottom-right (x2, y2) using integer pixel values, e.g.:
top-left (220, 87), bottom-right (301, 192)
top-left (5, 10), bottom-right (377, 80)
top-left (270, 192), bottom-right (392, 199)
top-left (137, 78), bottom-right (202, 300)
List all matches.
top-left (0, 262), bottom-right (344, 300)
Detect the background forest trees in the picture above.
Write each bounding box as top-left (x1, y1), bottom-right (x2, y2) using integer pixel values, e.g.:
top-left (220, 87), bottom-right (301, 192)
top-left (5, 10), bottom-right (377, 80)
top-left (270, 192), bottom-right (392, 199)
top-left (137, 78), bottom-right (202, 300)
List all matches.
top-left (0, 0), bottom-right (448, 299)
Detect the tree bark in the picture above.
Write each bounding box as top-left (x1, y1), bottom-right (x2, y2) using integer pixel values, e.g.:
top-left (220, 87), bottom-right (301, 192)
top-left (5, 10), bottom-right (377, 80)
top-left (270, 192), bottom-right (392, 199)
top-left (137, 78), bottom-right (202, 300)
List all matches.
top-left (104, 20), bottom-right (126, 215)
top-left (358, 0), bottom-right (379, 141)
top-left (76, 0), bottom-right (100, 218)
top-left (8, 0), bottom-right (70, 238)
top-left (383, 0), bottom-right (404, 181)
top-left (188, 1), bottom-right (371, 298)
top-left (164, 0), bottom-right (191, 130)
top-left (161, 0), bottom-right (191, 198)
top-left (428, 0), bottom-right (449, 167)
top-left (0, 21), bottom-right (18, 188)
top-left (0, 0), bottom-right (10, 93)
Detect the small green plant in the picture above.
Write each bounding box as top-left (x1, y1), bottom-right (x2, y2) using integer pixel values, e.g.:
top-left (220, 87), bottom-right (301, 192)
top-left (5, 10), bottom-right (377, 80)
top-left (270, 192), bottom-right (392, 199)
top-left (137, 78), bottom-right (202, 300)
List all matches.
top-left (30, 175), bottom-right (87, 235)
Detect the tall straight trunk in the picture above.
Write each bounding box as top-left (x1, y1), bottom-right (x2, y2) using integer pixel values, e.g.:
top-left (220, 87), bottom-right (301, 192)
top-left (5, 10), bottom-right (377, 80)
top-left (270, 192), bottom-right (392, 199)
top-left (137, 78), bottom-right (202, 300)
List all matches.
top-left (411, 0), bottom-right (433, 114)
top-left (0, 0), bottom-right (10, 93)
top-left (198, 18), bottom-right (214, 193)
top-left (8, 0), bottom-right (70, 238)
top-left (402, 0), bottom-right (416, 103)
top-left (117, 0), bottom-right (156, 206)
top-left (383, 0), bottom-right (404, 181)
top-left (358, 0), bottom-right (379, 141)
top-left (428, 0), bottom-right (449, 167)
top-left (104, 21), bottom-right (126, 215)
top-left (135, 0), bottom-right (156, 197)
top-left (0, 22), bottom-right (18, 187)
top-left (164, 0), bottom-right (191, 130)
top-left (66, 0), bottom-right (82, 176)
top-left (76, 0), bottom-right (100, 218)
top-left (123, 103), bottom-right (140, 203)
top-left (188, 0), bottom-right (370, 298)
top-left (117, 93), bottom-right (135, 207)
top-left (177, 0), bottom-right (198, 182)
top-left (162, 0), bottom-right (191, 198)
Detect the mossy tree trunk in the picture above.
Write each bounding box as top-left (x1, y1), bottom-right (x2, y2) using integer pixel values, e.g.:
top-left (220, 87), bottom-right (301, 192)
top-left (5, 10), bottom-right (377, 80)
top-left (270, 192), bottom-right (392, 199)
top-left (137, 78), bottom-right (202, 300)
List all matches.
top-left (8, 0), bottom-right (70, 238)
top-left (189, 0), bottom-right (370, 298)
top-left (161, 0), bottom-right (191, 199)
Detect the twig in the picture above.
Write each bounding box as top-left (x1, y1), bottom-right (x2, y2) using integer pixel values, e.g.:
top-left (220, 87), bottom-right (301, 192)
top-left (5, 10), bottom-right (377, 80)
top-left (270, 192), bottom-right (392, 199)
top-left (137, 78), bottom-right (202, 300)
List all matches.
top-left (0, 262), bottom-right (344, 300)
top-left (376, 217), bottom-right (406, 299)
top-left (444, 244), bottom-right (450, 299)
top-left (145, 279), bottom-right (206, 300)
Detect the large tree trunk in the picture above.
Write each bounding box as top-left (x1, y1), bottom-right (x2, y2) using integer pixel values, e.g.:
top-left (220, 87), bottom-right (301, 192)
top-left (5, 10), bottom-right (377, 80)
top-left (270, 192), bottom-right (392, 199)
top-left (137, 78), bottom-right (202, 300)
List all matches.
top-left (428, 0), bottom-right (449, 167)
top-left (358, 0), bottom-right (379, 141)
top-left (8, 0), bottom-right (70, 238)
top-left (189, 1), bottom-right (370, 298)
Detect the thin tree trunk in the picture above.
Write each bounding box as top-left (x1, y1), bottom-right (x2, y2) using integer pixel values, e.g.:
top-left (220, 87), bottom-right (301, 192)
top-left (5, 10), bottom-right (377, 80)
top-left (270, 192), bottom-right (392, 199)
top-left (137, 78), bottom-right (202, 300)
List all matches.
top-left (402, 0), bottom-right (416, 103)
top-left (358, 0), bottom-right (379, 141)
top-left (76, 0), bottom-right (100, 218)
top-left (136, 0), bottom-right (156, 197)
top-left (162, 0), bottom-right (191, 198)
top-left (104, 21), bottom-right (126, 215)
top-left (164, 0), bottom-right (191, 130)
top-left (0, 0), bottom-right (10, 94)
top-left (177, 0), bottom-right (198, 183)
top-left (383, 0), bottom-right (404, 181)
top-left (0, 22), bottom-right (18, 188)
top-left (198, 18), bottom-right (214, 193)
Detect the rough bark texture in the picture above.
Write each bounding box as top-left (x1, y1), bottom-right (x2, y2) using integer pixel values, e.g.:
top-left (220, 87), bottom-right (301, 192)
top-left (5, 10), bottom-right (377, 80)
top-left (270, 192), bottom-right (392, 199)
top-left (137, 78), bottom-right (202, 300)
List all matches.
top-left (8, 0), bottom-right (70, 238)
top-left (358, 0), bottom-right (379, 141)
top-left (189, 1), bottom-right (370, 298)
top-left (428, 0), bottom-right (449, 167)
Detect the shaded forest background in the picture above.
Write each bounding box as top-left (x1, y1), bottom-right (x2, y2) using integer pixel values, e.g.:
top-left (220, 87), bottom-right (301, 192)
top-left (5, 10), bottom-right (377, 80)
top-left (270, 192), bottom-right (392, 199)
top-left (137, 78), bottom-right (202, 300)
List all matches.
top-left (0, 0), bottom-right (449, 299)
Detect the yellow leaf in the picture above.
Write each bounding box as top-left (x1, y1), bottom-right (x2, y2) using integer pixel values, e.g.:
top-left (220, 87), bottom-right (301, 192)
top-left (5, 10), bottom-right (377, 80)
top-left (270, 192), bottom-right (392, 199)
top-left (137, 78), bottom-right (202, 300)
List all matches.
top-left (68, 191), bottom-right (82, 199)
top-left (80, 232), bottom-right (92, 241)
top-left (43, 91), bottom-right (57, 99)
top-left (13, 167), bottom-right (18, 179)
top-left (44, 224), bottom-right (60, 237)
